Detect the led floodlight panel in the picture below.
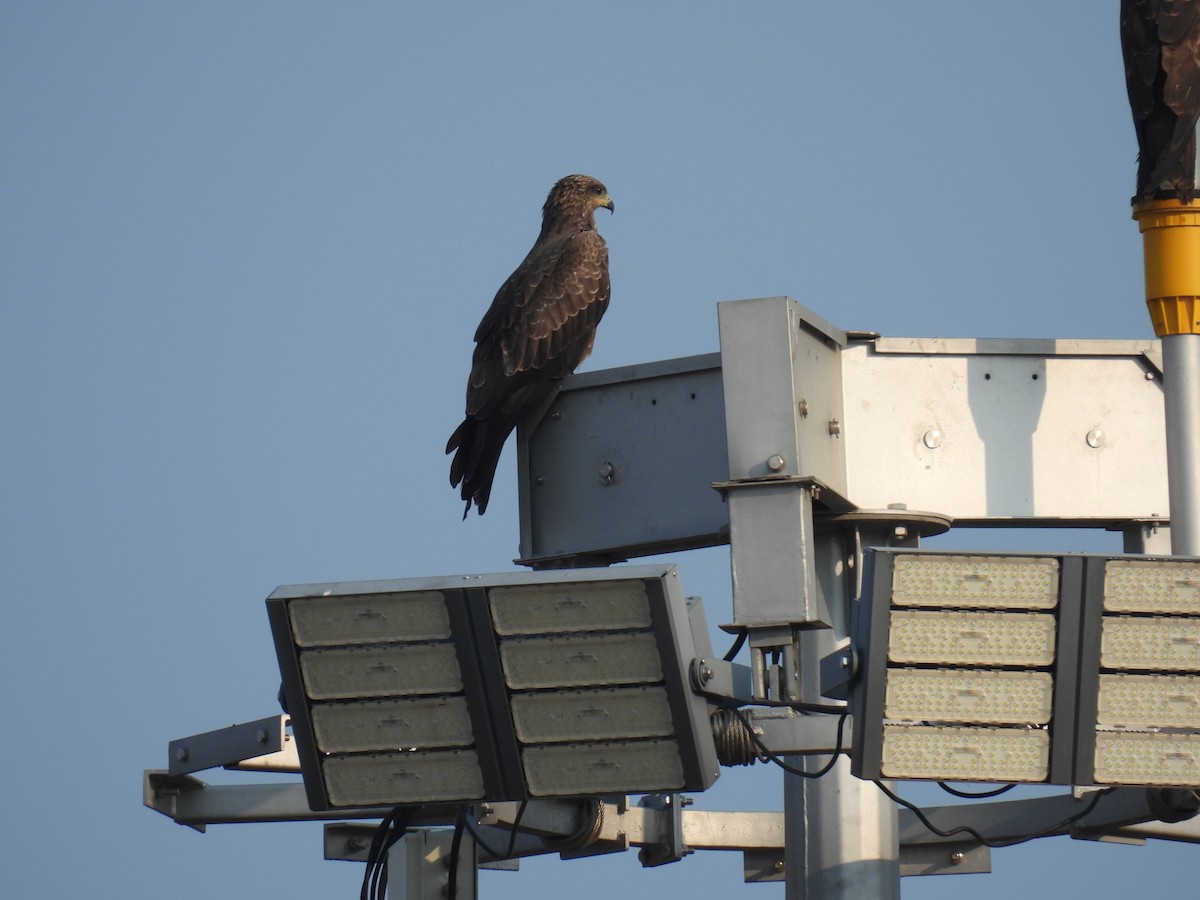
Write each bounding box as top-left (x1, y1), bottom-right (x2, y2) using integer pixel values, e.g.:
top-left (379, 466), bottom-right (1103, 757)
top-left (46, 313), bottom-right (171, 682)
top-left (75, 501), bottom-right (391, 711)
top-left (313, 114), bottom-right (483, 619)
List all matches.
top-left (1077, 557), bottom-right (1200, 787)
top-left (268, 565), bottom-right (719, 811)
top-left (851, 549), bottom-right (1082, 785)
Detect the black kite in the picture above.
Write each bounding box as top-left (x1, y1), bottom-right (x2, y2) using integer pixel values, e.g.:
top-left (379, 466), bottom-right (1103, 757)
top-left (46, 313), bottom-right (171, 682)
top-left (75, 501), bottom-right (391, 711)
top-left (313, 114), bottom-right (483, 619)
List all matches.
top-left (447, 174), bottom-right (614, 517)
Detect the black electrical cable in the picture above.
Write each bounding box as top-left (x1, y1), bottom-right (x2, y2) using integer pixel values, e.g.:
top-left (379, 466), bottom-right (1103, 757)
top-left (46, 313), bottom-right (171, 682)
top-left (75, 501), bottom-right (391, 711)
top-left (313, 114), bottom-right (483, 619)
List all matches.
top-left (789, 701), bottom-right (853, 714)
top-left (724, 704), bottom-right (849, 778)
top-left (722, 630), bottom-right (747, 661)
top-left (447, 819), bottom-right (465, 900)
top-left (506, 800), bottom-right (529, 858)
top-left (361, 808), bottom-right (395, 900)
top-left (937, 781), bottom-right (1018, 799)
top-left (459, 800), bottom-right (530, 862)
top-left (875, 781), bottom-right (1115, 849)
top-left (460, 817), bottom-right (506, 861)
top-left (360, 807), bottom-right (418, 900)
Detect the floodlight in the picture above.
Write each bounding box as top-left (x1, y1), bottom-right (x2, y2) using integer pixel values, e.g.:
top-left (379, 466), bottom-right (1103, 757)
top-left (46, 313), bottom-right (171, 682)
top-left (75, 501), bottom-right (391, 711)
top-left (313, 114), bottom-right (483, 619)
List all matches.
top-left (1093, 732), bottom-right (1200, 786)
top-left (1096, 675), bottom-right (1200, 728)
top-left (268, 565), bottom-right (720, 811)
top-left (509, 686), bottom-right (674, 743)
top-left (880, 724), bottom-right (1051, 783)
top-left (853, 550), bottom-right (1200, 788)
top-left (1102, 559), bottom-right (1200, 614)
top-left (1077, 556), bottom-right (1200, 787)
top-left (498, 632), bottom-right (663, 689)
top-left (888, 611), bottom-right (1057, 666)
top-left (851, 549), bottom-right (1080, 785)
top-left (1100, 617), bottom-right (1200, 670)
top-left (311, 697), bottom-right (475, 752)
top-left (323, 749), bottom-right (486, 807)
top-left (884, 669), bottom-right (1054, 725)
top-left (890, 554), bottom-right (1060, 610)
top-left (522, 740), bottom-right (688, 796)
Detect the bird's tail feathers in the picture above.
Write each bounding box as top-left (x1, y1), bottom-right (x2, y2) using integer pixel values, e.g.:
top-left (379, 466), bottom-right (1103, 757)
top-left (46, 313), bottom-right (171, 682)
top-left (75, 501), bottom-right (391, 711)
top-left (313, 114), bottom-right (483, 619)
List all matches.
top-left (446, 415), bottom-right (510, 518)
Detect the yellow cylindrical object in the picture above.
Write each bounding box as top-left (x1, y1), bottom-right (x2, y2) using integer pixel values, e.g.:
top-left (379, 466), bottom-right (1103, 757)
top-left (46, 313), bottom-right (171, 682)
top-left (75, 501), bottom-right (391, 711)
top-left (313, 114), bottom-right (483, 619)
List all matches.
top-left (1132, 200), bottom-right (1200, 336)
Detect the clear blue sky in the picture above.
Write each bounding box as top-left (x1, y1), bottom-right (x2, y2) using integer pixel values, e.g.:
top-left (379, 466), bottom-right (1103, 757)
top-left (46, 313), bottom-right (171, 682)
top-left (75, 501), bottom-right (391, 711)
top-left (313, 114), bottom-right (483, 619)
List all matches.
top-left (3, 2), bottom-right (1189, 898)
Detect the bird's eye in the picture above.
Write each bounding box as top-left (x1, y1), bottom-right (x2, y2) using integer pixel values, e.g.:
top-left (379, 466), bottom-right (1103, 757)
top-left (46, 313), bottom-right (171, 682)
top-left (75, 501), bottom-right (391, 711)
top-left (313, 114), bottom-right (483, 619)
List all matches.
top-left (593, 185), bottom-right (604, 194)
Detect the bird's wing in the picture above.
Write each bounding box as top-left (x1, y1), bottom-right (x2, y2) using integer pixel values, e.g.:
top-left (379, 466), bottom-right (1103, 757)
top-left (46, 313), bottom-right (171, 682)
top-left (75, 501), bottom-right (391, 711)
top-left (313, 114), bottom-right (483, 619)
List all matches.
top-left (1122, 0), bottom-right (1161, 120)
top-left (466, 229), bottom-right (610, 417)
top-left (1160, 3), bottom-right (1200, 116)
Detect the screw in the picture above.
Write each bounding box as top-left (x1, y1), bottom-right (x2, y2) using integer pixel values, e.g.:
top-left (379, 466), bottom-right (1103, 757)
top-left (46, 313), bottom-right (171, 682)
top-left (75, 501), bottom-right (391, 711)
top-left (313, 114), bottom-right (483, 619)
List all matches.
top-left (950, 851), bottom-right (965, 865)
top-left (698, 660), bottom-right (714, 684)
top-left (256, 729), bottom-right (269, 744)
top-left (773, 860), bottom-right (785, 872)
top-left (174, 746), bottom-right (189, 762)
top-left (798, 400), bottom-right (809, 418)
top-left (923, 428), bottom-right (943, 449)
top-left (598, 462), bottom-right (615, 484)
top-left (767, 454), bottom-right (785, 472)
top-left (827, 418), bottom-right (841, 437)
top-left (892, 525), bottom-right (909, 541)
top-left (1086, 428), bottom-right (1104, 449)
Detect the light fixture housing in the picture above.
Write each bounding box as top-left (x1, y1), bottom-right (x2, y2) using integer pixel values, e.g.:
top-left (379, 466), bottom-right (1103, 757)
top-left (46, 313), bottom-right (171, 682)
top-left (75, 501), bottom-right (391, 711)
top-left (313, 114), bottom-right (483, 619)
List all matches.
top-left (1075, 556), bottom-right (1200, 787)
top-left (268, 565), bottom-right (720, 811)
top-left (851, 550), bottom-right (1080, 785)
top-left (852, 549), bottom-right (1200, 789)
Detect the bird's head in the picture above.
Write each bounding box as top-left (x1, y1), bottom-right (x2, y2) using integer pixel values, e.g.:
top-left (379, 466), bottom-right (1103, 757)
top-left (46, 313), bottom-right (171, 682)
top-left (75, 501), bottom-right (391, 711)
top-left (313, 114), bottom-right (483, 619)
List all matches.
top-left (543, 174), bottom-right (614, 226)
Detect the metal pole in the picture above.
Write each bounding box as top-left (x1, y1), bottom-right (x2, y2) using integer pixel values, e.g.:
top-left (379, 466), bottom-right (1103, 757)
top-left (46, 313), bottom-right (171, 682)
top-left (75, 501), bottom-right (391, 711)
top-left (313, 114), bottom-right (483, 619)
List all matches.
top-left (1130, 196), bottom-right (1200, 554)
top-left (784, 529), bottom-right (900, 899)
top-left (786, 754), bottom-right (899, 900)
top-left (1163, 333), bottom-right (1200, 555)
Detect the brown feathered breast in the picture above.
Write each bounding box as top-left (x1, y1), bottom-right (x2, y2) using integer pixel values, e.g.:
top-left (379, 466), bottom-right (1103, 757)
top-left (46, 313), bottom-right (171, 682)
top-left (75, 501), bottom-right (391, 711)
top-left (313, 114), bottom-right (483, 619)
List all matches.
top-left (447, 175), bottom-right (613, 517)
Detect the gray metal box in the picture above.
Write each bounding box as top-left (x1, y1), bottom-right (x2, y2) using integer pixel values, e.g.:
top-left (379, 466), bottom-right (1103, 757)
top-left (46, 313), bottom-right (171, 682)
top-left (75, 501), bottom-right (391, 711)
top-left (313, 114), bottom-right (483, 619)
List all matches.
top-left (840, 337), bottom-right (1168, 524)
top-left (517, 354), bottom-right (729, 565)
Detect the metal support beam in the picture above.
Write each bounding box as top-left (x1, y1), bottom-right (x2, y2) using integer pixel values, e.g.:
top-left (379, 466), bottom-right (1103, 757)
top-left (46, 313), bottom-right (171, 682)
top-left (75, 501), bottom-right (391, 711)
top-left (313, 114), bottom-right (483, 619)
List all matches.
top-left (897, 786), bottom-right (1197, 846)
top-left (167, 715), bottom-right (290, 775)
top-left (144, 771), bottom-right (395, 830)
top-left (1162, 334), bottom-right (1200, 554)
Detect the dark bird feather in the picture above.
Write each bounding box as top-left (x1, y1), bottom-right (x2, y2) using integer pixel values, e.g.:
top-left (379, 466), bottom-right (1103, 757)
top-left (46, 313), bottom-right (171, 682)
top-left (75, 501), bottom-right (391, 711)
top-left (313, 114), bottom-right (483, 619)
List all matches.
top-left (447, 175), bottom-right (614, 517)
top-left (1121, 0), bottom-right (1200, 202)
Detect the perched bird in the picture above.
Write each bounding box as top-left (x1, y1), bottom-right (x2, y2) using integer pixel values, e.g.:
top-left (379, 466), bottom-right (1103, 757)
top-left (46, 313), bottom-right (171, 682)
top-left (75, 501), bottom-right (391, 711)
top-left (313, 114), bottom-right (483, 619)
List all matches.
top-left (1121, 0), bottom-right (1200, 202)
top-left (447, 175), bottom-right (614, 517)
